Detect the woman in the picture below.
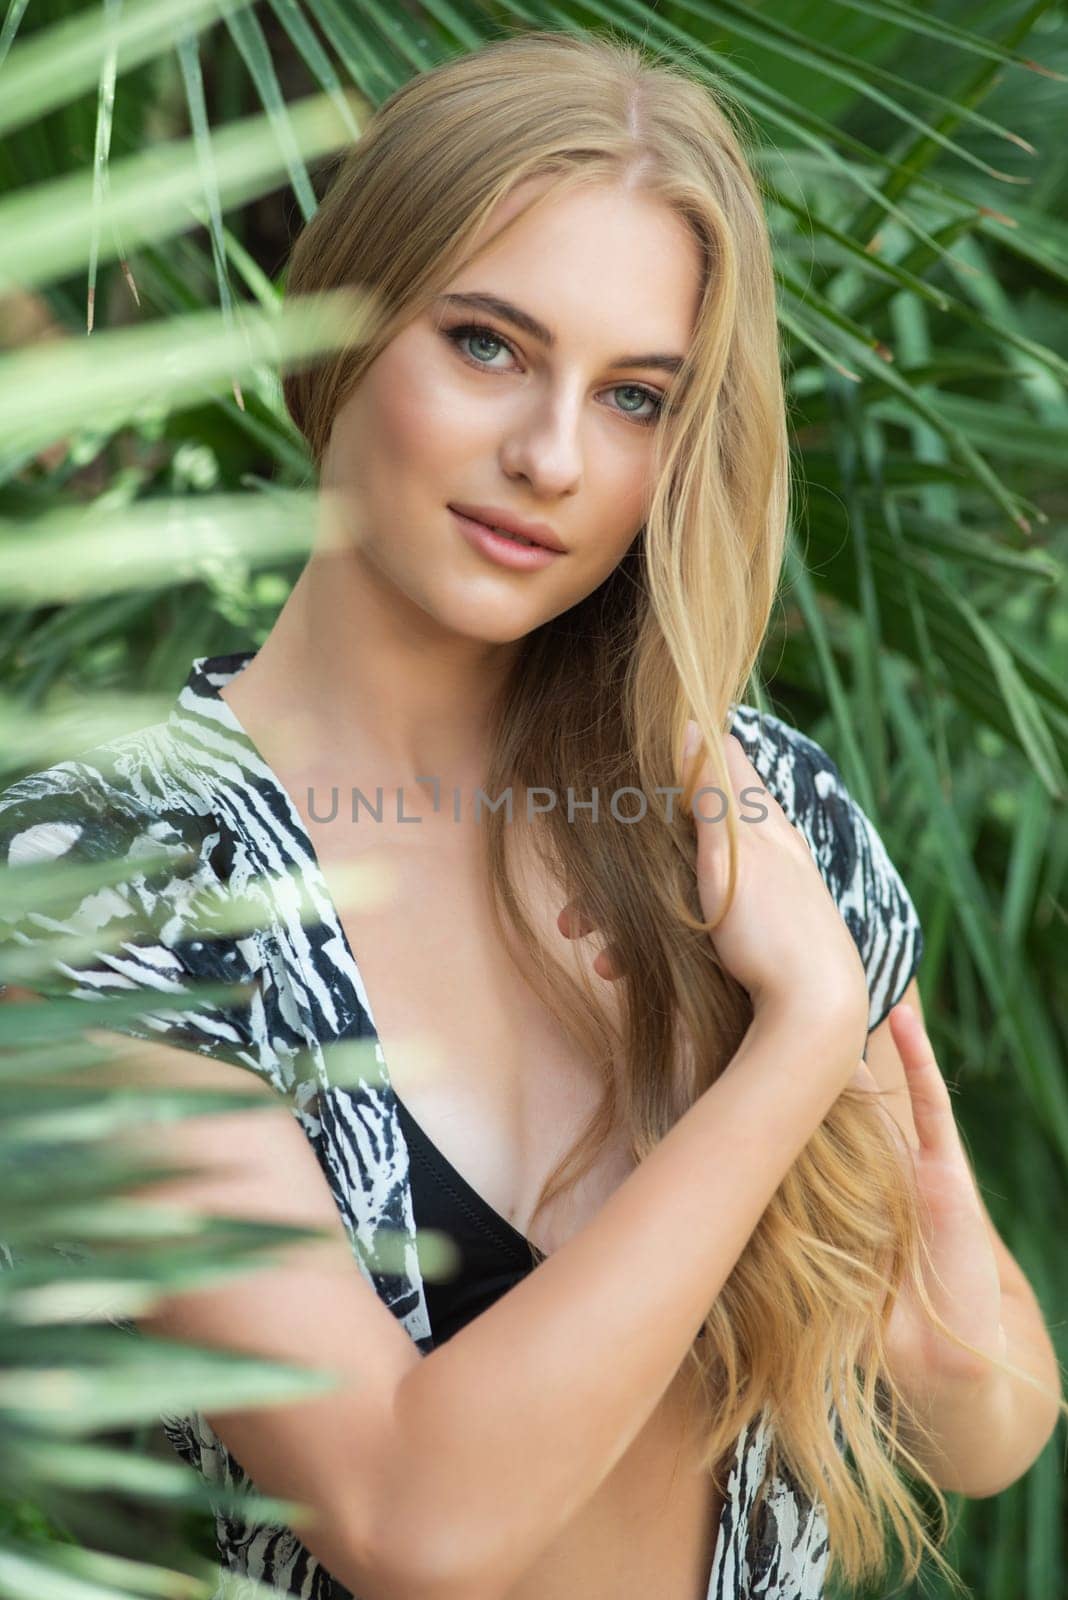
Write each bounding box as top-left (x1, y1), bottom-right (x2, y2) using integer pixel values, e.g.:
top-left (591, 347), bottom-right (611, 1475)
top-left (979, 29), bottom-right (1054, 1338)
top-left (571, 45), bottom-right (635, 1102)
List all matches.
top-left (0, 28), bottom-right (1052, 1600)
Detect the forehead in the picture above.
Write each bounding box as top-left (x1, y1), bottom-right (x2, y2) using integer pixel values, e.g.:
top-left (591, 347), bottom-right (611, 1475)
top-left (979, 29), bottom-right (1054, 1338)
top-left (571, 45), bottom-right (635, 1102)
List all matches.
top-left (442, 177), bottom-right (704, 357)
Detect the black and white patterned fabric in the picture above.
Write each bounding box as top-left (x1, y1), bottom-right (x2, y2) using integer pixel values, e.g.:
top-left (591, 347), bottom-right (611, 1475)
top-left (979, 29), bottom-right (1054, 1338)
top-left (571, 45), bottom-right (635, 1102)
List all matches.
top-left (0, 650), bottom-right (924, 1599)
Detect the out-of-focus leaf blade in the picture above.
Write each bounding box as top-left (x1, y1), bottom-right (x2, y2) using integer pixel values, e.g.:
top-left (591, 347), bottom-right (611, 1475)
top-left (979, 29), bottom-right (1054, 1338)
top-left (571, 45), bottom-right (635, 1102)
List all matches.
top-left (0, 290), bottom-right (371, 465)
top-left (0, 0), bottom-right (250, 139)
top-left (219, 0), bottom-right (319, 223)
top-left (0, 90), bottom-right (365, 294)
top-left (262, 0), bottom-right (366, 137)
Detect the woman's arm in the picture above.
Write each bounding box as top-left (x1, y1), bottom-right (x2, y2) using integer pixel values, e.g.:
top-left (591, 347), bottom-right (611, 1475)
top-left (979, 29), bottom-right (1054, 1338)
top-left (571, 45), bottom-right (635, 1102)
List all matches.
top-left (376, 992), bottom-right (865, 1597)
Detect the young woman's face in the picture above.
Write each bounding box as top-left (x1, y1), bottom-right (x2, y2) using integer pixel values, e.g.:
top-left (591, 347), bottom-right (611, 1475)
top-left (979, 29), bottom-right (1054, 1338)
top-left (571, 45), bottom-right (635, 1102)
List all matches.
top-left (320, 176), bottom-right (703, 643)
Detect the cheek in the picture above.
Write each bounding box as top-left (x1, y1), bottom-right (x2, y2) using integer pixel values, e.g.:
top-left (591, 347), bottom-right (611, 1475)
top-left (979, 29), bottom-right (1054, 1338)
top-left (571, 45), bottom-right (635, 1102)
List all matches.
top-left (367, 345), bottom-right (485, 471)
top-left (592, 460), bottom-right (652, 547)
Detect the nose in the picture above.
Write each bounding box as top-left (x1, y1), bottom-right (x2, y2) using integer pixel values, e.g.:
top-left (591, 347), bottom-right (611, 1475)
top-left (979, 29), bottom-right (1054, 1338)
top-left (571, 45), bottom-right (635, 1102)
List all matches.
top-left (499, 383), bottom-right (583, 499)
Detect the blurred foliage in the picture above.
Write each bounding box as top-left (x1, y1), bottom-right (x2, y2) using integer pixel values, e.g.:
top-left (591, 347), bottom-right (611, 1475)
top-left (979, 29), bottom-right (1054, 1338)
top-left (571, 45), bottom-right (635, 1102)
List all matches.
top-left (0, 1), bottom-right (1064, 1597)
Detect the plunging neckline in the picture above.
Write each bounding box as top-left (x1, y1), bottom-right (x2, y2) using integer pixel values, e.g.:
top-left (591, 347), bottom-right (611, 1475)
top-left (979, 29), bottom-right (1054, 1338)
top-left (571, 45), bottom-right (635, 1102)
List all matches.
top-left (393, 1085), bottom-right (546, 1260)
top-left (183, 649), bottom-right (737, 1598)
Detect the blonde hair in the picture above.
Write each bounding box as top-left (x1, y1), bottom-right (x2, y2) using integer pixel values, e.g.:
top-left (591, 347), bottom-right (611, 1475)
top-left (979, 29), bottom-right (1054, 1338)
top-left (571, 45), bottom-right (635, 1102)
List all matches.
top-left (281, 28), bottom-right (1065, 1592)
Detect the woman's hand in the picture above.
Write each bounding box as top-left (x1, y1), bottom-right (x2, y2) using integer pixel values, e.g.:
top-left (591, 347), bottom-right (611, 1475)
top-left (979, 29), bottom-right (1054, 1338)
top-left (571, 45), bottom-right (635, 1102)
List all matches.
top-left (558, 723), bottom-right (870, 1044)
top-left (850, 1002), bottom-right (1005, 1390)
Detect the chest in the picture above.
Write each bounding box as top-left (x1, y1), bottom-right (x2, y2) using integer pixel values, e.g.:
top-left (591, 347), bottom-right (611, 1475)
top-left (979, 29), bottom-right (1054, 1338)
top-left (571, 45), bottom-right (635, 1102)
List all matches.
top-left (309, 808), bottom-right (637, 1258)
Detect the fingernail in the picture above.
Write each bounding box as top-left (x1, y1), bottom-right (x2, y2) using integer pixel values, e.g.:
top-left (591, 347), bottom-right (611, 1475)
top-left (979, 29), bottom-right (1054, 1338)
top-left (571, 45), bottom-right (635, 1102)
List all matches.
top-left (682, 720), bottom-right (699, 761)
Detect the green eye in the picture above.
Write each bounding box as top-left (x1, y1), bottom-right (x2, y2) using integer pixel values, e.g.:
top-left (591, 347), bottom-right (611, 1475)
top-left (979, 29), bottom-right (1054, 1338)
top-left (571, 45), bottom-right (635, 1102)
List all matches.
top-left (613, 385), bottom-right (663, 423)
top-left (445, 323), bottom-right (517, 367)
top-left (468, 332), bottom-right (506, 362)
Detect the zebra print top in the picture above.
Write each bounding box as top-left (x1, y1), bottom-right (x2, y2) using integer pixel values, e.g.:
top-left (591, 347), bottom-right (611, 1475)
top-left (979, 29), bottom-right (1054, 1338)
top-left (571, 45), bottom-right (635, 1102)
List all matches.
top-left (0, 649), bottom-right (924, 1600)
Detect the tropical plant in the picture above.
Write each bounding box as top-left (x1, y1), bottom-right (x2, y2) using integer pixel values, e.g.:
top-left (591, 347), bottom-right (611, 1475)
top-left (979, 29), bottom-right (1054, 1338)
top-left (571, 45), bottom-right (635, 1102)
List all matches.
top-left (0, 2), bottom-right (1064, 1597)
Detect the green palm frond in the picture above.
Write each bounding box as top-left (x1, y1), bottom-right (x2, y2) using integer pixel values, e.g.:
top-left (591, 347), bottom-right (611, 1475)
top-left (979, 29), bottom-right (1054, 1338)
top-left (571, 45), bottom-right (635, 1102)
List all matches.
top-left (0, 3), bottom-right (1064, 1596)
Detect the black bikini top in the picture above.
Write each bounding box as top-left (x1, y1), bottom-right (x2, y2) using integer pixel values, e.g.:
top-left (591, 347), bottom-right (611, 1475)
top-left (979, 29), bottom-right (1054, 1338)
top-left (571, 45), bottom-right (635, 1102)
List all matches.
top-left (395, 1091), bottom-right (547, 1348)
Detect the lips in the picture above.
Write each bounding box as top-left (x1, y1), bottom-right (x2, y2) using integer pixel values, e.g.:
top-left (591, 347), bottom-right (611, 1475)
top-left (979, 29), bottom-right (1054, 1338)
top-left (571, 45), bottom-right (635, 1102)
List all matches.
top-left (478, 519), bottom-right (537, 548)
top-left (448, 503), bottom-right (566, 553)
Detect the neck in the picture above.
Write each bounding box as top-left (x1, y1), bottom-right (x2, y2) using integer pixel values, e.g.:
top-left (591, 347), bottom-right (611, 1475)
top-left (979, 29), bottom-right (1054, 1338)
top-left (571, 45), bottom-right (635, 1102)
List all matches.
top-left (223, 528), bottom-right (521, 797)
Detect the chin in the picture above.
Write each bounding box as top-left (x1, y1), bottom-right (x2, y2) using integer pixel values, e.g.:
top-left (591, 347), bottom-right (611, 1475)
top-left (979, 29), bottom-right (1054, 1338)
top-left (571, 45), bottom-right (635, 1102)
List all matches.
top-left (454, 611), bottom-right (540, 647)
top-left (442, 592), bottom-right (550, 646)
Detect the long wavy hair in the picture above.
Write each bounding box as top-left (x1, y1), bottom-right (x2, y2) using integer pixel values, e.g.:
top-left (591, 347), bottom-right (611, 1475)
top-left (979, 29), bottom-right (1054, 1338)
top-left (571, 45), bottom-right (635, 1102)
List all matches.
top-left (281, 27), bottom-right (1061, 1593)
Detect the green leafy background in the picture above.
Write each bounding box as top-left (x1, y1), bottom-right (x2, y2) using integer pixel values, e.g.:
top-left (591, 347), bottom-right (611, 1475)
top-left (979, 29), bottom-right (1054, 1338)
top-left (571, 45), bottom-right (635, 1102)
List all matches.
top-left (0, 2), bottom-right (1064, 1596)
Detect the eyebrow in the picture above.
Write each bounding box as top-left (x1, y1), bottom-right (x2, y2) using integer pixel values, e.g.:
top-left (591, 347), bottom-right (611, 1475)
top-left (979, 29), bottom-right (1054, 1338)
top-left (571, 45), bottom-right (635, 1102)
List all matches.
top-left (434, 291), bottom-right (686, 376)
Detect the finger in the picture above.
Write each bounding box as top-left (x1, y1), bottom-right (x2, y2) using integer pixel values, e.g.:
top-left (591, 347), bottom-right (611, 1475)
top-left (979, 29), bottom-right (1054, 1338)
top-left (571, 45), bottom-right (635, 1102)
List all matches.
top-left (843, 1055), bottom-right (917, 1161)
top-left (681, 729), bottom-right (770, 829)
top-left (557, 899), bottom-right (597, 940)
top-left (888, 1002), bottom-right (954, 1152)
top-left (556, 901), bottom-right (623, 980)
top-left (592, 945), bottom-right (624, 982)
top-left (680, 723), bottom-right (732, 784)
